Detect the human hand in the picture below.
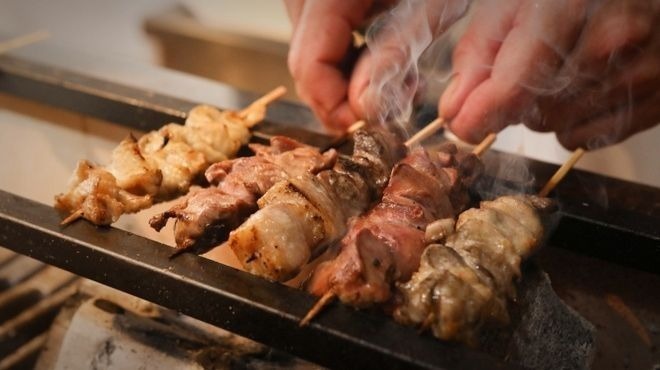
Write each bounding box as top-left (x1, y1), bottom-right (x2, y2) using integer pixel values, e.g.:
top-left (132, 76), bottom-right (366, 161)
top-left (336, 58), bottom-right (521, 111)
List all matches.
top-left (285, 0), bottom-right (468, 131)
top-left (440, 0), bottom-right (660, 150)
top-left (284, 0), bottom-right (378, 131)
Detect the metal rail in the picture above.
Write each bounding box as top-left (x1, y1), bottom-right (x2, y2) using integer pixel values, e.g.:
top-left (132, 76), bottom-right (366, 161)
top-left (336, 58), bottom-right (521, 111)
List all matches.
top-left (0, 50), bottom-right (334, 149)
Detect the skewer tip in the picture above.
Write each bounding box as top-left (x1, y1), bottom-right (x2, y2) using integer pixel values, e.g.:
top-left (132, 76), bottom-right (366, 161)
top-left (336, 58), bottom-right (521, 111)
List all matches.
top-left (60, 209), bottom-right (83, 226)
top-left (250, 86), bottom-right (287, 108)
top-left (404, 117), bottom-right (446, 148)
top-left (538, 148), bottom-right (585, 197)
top-left (346, 120), bottom-right (366, 135)
top-left (472, 133), bottom-right (497, 156)
top-left (300, 291), bottom-right (336, 327)
top-left (238, 86), bottom-right (288, 122)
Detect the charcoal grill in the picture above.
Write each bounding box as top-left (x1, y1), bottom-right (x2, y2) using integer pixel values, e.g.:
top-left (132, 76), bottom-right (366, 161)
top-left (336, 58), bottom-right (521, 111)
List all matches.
top-left (0, 42), bottom-right (659, 370)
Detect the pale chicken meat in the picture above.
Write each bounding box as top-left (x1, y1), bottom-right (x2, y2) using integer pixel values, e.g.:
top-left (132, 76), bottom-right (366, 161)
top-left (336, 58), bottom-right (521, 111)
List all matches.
top-left (228, 127), bottom-right (406, 282)
top-left (149, 136), bottom-right (337, 253)
top-left (54, 160), bottom-right (152, 225)
top-left (106, 134), bottom-right (161, 196)
top-left (306, 144), bottom-right (483, 307)
top-left (55, 104), bottom-right (266, 225)
top-left (394, 195), bottom-right (556, 344)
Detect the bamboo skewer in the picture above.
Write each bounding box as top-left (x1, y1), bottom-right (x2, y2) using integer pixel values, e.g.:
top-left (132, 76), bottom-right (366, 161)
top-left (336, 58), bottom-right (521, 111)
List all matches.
top-left (300, 290), bottom-right (336, 327)
top-left (0, 30), bottom-right (50, 54)
top-left (299, 130), bottom-right (498, 327)
top-left (238, 86), bottom-right (287, 124)
top-left (240, 86), bottom-right (287, 115)
top-left (472, 133), bottom-right (497, 156)
top-left (323, 120), bottom-right (367, 151)
top-left (60, 209), bottom-right (83, 226)
top-left (346, 120), bottom-right (366, 134)
top-left (404, 117), bottom-right (446, 148)
top-left (538, 148), bottom-right (585, 197)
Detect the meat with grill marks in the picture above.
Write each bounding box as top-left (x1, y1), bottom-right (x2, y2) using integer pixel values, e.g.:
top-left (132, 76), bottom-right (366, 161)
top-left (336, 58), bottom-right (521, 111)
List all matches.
top-left (306, 144), bottom-right (483, 307)
top-left (394, 195), bottom-right (556, 344)
top-left (227, 127), bottom-right (406, 282)
top-left (149, 136), bottom-right (337, 252)
top-left (55, 104), bottom-right (267, 226)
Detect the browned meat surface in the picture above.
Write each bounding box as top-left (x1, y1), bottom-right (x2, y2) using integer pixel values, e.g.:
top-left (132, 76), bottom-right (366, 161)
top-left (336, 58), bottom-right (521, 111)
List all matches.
top-left (394, 195), bottom-right (556, 344)
top-left (307, 144), bottom-right (482, 307)
top-left (149, 136), bottom-right (337, 252)
top-left (55, 104), bottom-right (265, 225)
top-left (54, 160), bottom-right (152, 225)
top-left (227, 127), bottom-right (406, 282)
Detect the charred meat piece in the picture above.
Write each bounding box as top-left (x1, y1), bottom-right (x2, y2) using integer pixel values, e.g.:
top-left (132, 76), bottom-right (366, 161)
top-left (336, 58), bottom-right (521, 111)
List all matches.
top-left (307, 144), bottom-right (483, 307)
top-left (394, 195), bottom-right (556, 344)
top-left (149, 137), bottom-right (337, 252)
top-left (55, 104), bottom-right (265, 225)
top-left (227, 127), bottom-right (406, 282)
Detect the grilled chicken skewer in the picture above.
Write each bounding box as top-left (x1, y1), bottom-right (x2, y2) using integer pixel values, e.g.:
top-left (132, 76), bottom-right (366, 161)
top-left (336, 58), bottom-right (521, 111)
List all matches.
top-left (54, 86), bottom-right (286, 226)
top-left (300, 132), bottom-right (496, 326)
top-left (227, 127), bottom-right (406, 282)
top-left (301, 145), bottom-right (485, 326)
top-left (149, 137), bottom-right (337, 254)
top-left (394, 149), bottom-right (583, 343)
top-left (150, 120), bottom-right (368, 254)
top-left (394, 195), bottom-right (557, 344)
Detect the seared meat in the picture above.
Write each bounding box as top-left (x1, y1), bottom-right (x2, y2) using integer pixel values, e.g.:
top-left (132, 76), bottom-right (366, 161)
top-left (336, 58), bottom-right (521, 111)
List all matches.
top-left (149, 137), bottom-right (337, 252)
top-left (54, 160), bottom-right (152, 225)
top-left (307, 144), bottom-right (483, 307)
top-left (394, 195), bottom-right (556, 344)
top-left (55, 104), bottom-right (267, 225)
top-left (228, 127), bottom-right (406, 281)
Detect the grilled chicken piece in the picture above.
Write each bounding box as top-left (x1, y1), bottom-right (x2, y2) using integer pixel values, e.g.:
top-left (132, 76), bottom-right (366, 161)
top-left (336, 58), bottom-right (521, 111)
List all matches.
top-left (106, 134), bottom-right (162, 196)
top-left (55, 160), bottom-right (152, 224)
top-left (55, 104), bottom-right (263, 225)
top-left (394, 195), bottom-right (556, 344)
top-left (307, 144), bottom-right (483, 307)
top-left (138, 134), bottom-right (207, 198)
top-left (149, 137), bottom-right (337, 252)
top-left (228, 127), bottom-right (406, 281)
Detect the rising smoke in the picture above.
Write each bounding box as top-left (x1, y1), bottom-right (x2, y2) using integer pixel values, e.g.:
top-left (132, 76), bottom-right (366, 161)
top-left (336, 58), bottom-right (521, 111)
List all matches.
top-left (360, 0), bottom-right (469, 136)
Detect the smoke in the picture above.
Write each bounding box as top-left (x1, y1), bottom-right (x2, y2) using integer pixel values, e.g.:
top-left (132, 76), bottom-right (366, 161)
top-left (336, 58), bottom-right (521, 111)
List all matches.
top-left (361, 0), bottom-right (469, 136)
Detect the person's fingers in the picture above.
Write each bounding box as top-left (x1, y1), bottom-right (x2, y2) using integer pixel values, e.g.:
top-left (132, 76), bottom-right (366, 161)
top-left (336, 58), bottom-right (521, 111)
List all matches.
top-left (567, 0), bottom-right (656, 78)
top-left (448, 0), bottom-right (588, 143)
top-left (539, 47), bottom-right (660, 133)
top-left (556, 88), bottom-right (660, 150)
top-left (347, 0), bottom-right (469, 123)
top-left (287, 0), bottom-right (374, 129)
top-left (529, 0), bottom-right (659, 134)
top-left (283, 0), bottom-right (305, 29)
top-left (439, 0), bottom-right (521, 119)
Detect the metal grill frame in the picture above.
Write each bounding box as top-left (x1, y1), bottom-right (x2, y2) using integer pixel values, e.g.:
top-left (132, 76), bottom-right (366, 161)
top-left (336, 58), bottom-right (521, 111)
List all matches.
top-left (0, 47), bottom-right (658, 370)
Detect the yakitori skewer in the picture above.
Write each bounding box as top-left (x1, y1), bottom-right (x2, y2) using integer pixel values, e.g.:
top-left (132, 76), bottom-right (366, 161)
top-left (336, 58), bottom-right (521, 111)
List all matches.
top-left (300, 130), bottom-right (497, 327)
top-left (55, 86), bottom-right (286, 226)
top-left (394, 148), bottom-right (586, 342)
